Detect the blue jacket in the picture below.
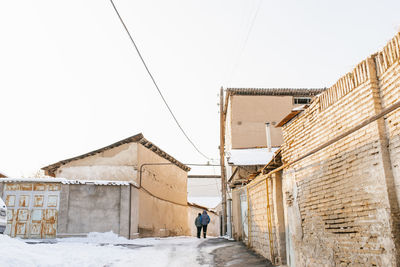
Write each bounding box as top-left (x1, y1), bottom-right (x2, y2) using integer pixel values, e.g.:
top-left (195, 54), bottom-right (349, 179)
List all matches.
top-left (201, 211), bottom-right (210, 225)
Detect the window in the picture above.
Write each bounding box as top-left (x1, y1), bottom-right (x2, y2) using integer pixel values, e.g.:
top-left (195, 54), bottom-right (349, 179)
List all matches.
top-left (294, 97), bottom-right (311, 105)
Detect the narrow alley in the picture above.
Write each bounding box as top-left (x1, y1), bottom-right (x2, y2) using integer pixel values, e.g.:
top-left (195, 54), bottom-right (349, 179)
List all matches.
top-left (0, 233), bottom-right (271, 267)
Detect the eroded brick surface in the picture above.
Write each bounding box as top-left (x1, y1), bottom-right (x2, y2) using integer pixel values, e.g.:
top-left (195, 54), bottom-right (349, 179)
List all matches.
top-left (239, 32), bottom-right (400, 267)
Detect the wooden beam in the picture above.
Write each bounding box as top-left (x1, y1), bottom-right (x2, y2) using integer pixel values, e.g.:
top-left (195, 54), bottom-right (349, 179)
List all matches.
top-left (188, 175), bottom-right (221, 179)
top-left (220, 86), bottom-right (227, 236)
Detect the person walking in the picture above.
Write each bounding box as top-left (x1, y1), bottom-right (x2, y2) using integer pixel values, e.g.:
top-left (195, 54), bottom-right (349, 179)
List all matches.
top-left (201, 210), bottom-right (210, 238)
top-left (194, 213), bottom-right (202, 238)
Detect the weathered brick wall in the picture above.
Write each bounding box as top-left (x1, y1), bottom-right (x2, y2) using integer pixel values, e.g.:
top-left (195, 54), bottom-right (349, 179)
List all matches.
top-left (232, 172), bottom-right (285, 265)
top-left (280, 32), bottom-right (400, 266)
top-left (247, 177), bottom-right (274, 259)
top-left (375, 32), bottom-right (400, 262)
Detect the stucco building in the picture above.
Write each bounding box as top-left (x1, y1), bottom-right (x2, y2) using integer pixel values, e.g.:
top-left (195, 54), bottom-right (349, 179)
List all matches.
top-left (223, 88), bottom-right (324, 187)
top-left (42, 133), bottom-right (191, 238)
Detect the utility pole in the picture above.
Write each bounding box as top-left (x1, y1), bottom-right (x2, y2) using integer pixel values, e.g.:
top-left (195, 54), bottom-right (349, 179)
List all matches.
top-left (219, 87), bottom-right (227, 236)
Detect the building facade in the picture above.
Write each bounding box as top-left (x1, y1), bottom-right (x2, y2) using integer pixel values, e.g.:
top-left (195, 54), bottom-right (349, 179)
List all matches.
top-left (223, 88), bottom-right (325, 186)
top-left (230, 31), bottom-right (400, 266)
top-left (42, 133), bottom-right (191, 238)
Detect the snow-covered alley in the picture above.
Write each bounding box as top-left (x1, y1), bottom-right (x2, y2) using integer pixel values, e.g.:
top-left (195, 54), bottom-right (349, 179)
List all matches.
top-left (0, 232), bottom-right (271, 267)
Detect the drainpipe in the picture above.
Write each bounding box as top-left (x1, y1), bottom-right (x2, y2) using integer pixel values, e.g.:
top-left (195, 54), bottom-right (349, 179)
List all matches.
top-left (227, 198), bottom-right (232, 238)
top-left (128, 183), bottom-right (132, 239)
top-left (265, 123), bottom-right (272, 152)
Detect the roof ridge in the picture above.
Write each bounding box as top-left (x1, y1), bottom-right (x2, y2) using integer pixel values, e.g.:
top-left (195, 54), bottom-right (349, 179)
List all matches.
top-left (225, 87), bottom-right (326, 96)
top-left (42, 133), bottom-right (190, 175)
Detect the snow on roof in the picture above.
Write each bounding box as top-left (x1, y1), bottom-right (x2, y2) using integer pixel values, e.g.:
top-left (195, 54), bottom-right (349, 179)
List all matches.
top-left (227, 147), bottom-right (279, 166)
top-left (0, 177), bottom-right (132, 186)
top-left (0, 171), bottom-right (8, 178)
top-left (188, 197), bottom-right (221, 209)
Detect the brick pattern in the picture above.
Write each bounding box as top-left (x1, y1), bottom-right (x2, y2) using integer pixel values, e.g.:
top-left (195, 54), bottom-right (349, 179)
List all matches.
top-left (247, 178), bottom-right (276, 259)
top-left (239, 31), bottom-right (400, 266)
top-left (279, 32), bottom-right (400, 266)
top-left (377, 32), bottom-right (400, 263)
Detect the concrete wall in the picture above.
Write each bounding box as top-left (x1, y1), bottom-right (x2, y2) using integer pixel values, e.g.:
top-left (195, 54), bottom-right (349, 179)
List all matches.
top-left (58, 184), bottom-right (132, 238)
top-left (227, 95), bottom-right (294, 149)
top-left (279, 33), bottom-right (400, 266)
top-left (0, 181), bottom-right (134, 239)
top-left (137, 143), bottom-right (190, 237)
top-left (55, 143), bottom-right (138, 182)
top-left (188, 205), bottom-right (220, 237)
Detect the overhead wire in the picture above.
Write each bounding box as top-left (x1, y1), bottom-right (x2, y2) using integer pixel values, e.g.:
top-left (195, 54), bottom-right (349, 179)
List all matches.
top-left (109, 0), bottom-right (211, 161)
top-left (213, 165), bottom-right (221, 197)
top-left (225, 0), bottom-right (263, 85)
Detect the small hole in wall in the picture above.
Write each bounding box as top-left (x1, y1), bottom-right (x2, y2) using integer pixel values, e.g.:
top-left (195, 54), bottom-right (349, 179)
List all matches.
top-left (237, 121), bottom-right (242, 125)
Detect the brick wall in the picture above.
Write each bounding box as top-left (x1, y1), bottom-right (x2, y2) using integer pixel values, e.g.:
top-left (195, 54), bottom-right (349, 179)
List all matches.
top-left (247, 177), bottom-right (274, 259)
top-left (233, 172), bottom-right (286, 265)
top-left (280, 32), bottom-right (400, 266)
top-left (376, 32), bottom-right (400, 264)
top-left (233, 31), bottom-right (400, 267)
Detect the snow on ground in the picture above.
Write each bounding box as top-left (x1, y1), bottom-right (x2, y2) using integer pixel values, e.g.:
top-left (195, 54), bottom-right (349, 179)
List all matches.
top-left (0, 232), bottom-right (229, 267)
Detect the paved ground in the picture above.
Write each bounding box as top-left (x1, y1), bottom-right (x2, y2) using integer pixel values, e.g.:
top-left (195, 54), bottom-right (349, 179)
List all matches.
top-left (200, 238), bottom-right (274, 267)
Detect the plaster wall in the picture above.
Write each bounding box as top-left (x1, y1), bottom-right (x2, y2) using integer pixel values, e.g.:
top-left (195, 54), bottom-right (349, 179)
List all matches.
top-left (188, 206), bottom-right (220, 237)
top-left (229, 95), bottom-right (293, 149)
top-left (53, 140), bottom-right (190, 238)
top-left (55, 143), bottom-right (138, 182)
top-left (137, 143), bottom-right (189, 237)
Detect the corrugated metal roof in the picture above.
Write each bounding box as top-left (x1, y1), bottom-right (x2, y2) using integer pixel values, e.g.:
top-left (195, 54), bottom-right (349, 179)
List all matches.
top-left (226, 88), bottom-right (326, 96)
top-left (42, 133), bottom-right (190, 175)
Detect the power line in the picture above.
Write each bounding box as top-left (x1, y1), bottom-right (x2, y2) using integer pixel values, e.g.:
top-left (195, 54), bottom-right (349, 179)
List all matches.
top-left (226, 0), bottom-right (262, 85)
top-left (109, 0), bottom-right (211, 160)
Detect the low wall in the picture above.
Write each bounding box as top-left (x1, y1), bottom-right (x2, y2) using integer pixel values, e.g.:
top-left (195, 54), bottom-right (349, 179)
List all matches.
top-left (0, 179), bottom-right (136, 239)
top-left (58, 183), bottom-right (132, 238)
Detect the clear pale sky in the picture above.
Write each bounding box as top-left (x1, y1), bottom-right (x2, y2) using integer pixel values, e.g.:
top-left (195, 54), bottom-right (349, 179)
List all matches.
top-left (1, 0), bottom-right (399, 177)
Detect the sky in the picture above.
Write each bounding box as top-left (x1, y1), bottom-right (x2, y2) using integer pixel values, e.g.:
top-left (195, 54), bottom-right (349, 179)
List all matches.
top-left (0, 0), bottom-right (400, 177)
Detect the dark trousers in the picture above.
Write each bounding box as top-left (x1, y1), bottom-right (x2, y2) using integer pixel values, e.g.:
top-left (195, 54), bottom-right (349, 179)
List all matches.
top-left (202, 225), bottom-right (208, 238)
top-left (196, 226), bottom-right (202, 238)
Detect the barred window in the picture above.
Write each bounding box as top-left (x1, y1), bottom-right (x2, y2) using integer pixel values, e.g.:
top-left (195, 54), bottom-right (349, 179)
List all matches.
top-left (294, 97), bottom-right (311, 104)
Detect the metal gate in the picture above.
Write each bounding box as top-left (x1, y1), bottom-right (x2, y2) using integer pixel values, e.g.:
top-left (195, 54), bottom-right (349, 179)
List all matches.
top-left (3, 183), bottom-right (60, 238)
top-left (240, 192), bottom-right (248, 239)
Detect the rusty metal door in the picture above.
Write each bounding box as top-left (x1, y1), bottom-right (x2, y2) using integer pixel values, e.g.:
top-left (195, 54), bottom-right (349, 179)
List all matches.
top-left (3, 183), bottom-right (60, 238)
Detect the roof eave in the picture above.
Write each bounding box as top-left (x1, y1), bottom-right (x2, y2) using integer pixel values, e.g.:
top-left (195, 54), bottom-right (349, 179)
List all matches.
top-left (42, 133), bottom-right (190, 174)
